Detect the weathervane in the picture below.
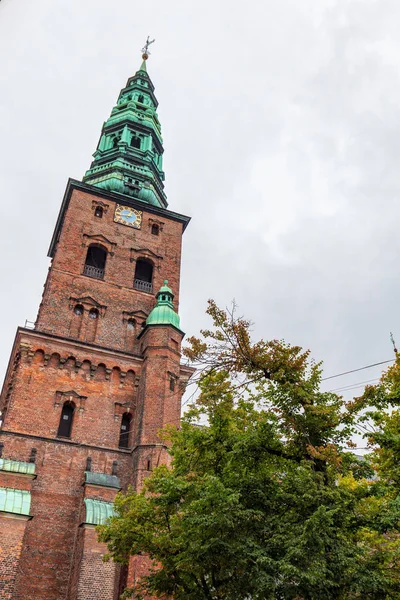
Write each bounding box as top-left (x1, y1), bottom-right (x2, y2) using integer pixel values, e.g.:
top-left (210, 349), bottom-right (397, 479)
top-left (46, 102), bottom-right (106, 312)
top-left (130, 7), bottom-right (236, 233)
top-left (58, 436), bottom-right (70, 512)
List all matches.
top-left (142, 36), bottom-right (155, 60)
top-left (390, 331), bottom-right (398, 355)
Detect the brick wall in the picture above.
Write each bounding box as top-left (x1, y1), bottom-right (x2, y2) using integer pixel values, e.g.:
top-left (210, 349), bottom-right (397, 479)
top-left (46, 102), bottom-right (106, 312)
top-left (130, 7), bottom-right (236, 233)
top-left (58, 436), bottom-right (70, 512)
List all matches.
top-left (36, 188), bottom-right (184, 351)
top-left (75, 482), bottom-right (121, 600)
top-left (0, 516), bottom-right (28, 600)
top-left (0, 331), bottom-right (141, 449)
top-left (0, 325), bottom-right (189, 599)
top-left (77, 527), bottom-right (120, 600)
top-left (0, 434), bottom-right (130, 600)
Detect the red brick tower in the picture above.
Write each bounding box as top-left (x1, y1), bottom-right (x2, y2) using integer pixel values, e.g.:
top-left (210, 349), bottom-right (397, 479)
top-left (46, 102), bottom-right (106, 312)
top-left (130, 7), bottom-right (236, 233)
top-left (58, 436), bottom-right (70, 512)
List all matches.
top-left (0, 48), bottom-right (192, 600)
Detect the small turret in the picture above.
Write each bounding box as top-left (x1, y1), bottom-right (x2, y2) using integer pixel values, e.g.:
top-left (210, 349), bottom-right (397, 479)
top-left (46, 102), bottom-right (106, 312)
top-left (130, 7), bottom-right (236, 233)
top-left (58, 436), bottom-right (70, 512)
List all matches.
top-left (143, 281), bottom-right (182, 332)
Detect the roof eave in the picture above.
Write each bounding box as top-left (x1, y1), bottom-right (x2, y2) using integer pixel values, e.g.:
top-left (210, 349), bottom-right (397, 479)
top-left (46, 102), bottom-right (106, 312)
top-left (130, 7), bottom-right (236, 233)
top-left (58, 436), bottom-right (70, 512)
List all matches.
top-left (47, 179), bottom-right (191, 257)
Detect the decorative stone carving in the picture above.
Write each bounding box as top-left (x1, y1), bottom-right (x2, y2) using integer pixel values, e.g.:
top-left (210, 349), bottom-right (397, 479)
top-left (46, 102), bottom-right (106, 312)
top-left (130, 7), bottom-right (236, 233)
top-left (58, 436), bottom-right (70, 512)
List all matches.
top-left (148, 217), bottom-right (164, 232)
top-left (82, 233), bottom-right (116, 256)
top-left (114, 401), bottom-right (135, 419)
top-left (122, 309), bottom-right (148, 326)
top-left (69, 296), bottom-right (107, 317)
top-left (129, 246), bottom-right (163, 270)
top-left (91, 199), bottom-right (109, 214)
top-left (54, 390), bottom-right (87, 412)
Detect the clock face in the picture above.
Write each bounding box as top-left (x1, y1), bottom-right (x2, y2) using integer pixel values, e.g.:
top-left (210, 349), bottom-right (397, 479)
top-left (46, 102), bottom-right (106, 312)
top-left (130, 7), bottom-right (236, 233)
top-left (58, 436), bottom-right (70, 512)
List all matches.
top-left (114, 204), bottom-right (142, 229)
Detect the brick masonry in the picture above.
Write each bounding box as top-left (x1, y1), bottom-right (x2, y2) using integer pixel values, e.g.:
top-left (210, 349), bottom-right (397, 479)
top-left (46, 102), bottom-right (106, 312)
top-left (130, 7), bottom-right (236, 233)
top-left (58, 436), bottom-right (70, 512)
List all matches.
top-left (0, 516), bottom-right (29, 600)
top-left (76, 527), bottom-right (121, 600)
top-left (36, 187), bottom-right (184, 349)
top-left (0, 182), bottom-right (193, 599)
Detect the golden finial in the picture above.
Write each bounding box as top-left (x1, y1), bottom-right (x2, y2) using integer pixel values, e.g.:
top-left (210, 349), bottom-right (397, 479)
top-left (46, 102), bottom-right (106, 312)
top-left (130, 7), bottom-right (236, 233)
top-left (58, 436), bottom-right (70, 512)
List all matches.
top-left (142, 36), bottom-right (155, 60)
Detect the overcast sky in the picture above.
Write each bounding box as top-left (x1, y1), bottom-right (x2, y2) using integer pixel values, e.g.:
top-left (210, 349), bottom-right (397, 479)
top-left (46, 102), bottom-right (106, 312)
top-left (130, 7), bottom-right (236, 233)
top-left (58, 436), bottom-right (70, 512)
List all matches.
top-left (1, 0), bottom-right (400, 429)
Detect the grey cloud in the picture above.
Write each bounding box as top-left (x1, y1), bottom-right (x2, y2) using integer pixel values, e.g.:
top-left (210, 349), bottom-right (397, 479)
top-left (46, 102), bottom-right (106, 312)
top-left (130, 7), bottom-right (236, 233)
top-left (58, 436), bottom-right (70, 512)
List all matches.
top-left (1, 0), bottom-right (399, 430)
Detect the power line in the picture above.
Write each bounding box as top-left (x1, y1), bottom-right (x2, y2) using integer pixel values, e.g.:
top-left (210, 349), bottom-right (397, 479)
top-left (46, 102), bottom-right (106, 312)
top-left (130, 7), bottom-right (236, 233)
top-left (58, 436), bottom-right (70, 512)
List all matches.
top-left (321, 359), bottom-right (394, 382)
top-left (180, 359), bottom-right (395, 404)
top-left (328, 378), bottom-right (380, 393)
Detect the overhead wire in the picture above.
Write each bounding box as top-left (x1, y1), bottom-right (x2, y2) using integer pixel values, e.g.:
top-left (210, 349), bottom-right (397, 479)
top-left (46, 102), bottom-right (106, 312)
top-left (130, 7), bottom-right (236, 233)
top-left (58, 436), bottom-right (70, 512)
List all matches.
top-left (328, 377), bottom-right (380, 393)
top-left (321, 359), bottom-right (394, 381)
top-left (180, 358), bottom-right (396, 406)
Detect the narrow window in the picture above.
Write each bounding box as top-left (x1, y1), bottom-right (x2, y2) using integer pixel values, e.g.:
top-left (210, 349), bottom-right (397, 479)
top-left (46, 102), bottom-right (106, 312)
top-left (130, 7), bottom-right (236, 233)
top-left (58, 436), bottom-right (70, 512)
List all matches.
top-left (112, 460), bottom-right (118, 476)
top-left (71, 304), bottom-right (84, 339)
top-left (119, 413), bottom-right (132, 449)
top-left (130, 135), bottom-right (141, 149)
top-left (29, 448), bottom-right (37, 464)
top-left (83, 244), bottom-right (107, 280)
top-left (170, 377), bottom-right (176, 391)
top-left (134, 259), bottom-right (153, 293)
top-left (86, 456), bottom-right (92, 472)
top-left (86, 308), bottom-right (99, 343)
top-left (146, 459), bottom-right (151, 471)
top-left (125, 317), bottom-right (136, 352)
top-left (57, 402), bottom-right (75, 438)
top-left (112, 136), bottom-right (119, 148)
top-left (138, 94), bottom-right (144, 103)
top-left (94, 206), bottom-right (103, 218)
top-left (74, 304), bottom-right (83, 316)
top-left (151, 224), bottom-right (159, 236)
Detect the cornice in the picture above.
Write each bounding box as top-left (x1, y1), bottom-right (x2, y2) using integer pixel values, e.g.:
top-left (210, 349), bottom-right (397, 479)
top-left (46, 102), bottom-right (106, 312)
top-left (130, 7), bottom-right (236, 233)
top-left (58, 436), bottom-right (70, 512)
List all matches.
top-left (48, 179), bottom-right (191, 257)
top-left (15, 327), bottom-right (144, 363)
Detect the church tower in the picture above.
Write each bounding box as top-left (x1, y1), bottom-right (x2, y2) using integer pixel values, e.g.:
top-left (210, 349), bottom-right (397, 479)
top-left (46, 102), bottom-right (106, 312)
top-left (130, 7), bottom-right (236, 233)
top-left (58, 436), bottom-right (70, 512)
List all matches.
top-left (0, 45), bottom-right (192, 600)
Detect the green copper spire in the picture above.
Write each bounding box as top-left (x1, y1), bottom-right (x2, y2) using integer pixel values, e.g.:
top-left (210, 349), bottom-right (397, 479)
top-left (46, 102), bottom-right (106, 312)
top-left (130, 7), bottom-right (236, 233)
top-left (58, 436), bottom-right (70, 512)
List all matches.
top-left (83, 46), bottom-right (167, 208)
top-left (145, 281), bottom-right (182, 331)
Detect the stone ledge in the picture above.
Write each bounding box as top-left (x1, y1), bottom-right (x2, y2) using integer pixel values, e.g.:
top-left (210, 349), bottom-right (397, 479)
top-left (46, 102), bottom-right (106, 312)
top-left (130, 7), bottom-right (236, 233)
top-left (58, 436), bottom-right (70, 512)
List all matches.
top-left (84, 471), bottom-right (121, 489)
top-left (0, 458), bottom-right (36, 477)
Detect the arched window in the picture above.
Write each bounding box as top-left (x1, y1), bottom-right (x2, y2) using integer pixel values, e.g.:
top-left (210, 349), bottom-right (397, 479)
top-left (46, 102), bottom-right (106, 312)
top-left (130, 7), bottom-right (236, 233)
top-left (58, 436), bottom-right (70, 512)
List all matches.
top-left (119, 413), bottom-right (132, 449)
top-left (57, 402), bottom-right (75, 438)
top-left (151, 224), bottom-right (159, 236)
top-left (94, 206), bottom-right (103, 218)
top-left (130, 135), bottom-right (141, 149)
top-left (138, 94), bottom-right (144, 103)
top-left (70, 305), bottom-right (84, 339)
top-left (74, 304), bottom-right (83, 316)
top-left (134, 259), bottom-right (153, 293)
top-left (88, 308), bottom-right (99, 320)
top-left (83, 244), bottom-right (107, 280)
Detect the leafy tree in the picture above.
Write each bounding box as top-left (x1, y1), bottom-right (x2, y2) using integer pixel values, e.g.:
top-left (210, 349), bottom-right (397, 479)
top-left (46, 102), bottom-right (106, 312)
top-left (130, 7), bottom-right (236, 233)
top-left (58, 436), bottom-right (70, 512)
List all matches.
top-left (99, 302), bottom-right (400, 599)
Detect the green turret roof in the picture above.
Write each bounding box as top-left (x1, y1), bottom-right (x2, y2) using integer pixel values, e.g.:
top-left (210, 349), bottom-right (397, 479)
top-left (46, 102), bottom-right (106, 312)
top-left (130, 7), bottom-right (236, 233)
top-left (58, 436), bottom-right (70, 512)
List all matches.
top-left (145, 281), bottom-right (182, 331)
top-left (83, 54), bottom-right (167, 208)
